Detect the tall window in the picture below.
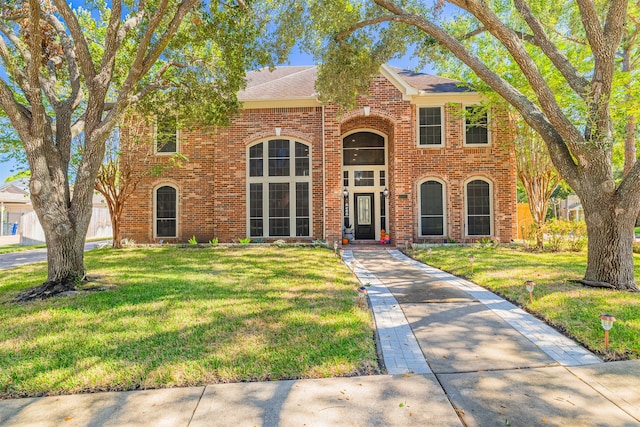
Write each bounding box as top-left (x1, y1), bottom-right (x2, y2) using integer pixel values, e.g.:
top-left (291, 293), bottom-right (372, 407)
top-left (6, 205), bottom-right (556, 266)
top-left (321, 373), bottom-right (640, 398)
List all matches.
top-left (418, 107), bottom-right (443, 146)
top-left (155, 185), bottom-right (177, 238)
top-left (419, 180), bottom-right (445, 236)
top-left (248, 139), bottom-right (311, 237)
top-left (156, 116), bottom-right (177, 153)
top-left (465, 106), bottom-right (489, 145)
top-left (466, 179), bottom-right (491, 236)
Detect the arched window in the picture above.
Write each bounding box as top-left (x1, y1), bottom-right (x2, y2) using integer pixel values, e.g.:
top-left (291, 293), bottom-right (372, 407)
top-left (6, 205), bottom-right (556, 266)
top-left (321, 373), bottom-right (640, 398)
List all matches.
top-left (247, 139), bottom-right (311, 237)
top-left (466, 179), bottom-right (492, 236)
top-left (419, 180), bottom-right (445, 236)
top-left (155, 185), bottom-right (177, 238)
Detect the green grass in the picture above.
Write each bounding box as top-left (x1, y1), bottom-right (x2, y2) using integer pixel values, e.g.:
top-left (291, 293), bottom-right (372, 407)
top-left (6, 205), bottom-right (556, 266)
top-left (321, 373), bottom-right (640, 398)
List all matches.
top-left (409, 245), bottom-right (640, 360)
top-left (0, 246), bottom-right (378, 398)
top-left (0, 243), bottom-right (46, 255)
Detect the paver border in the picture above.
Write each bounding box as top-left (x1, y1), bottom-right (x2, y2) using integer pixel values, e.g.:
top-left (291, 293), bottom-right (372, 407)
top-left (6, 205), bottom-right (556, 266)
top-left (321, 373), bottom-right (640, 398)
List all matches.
top-left (342, 250), bottom-right (432, 375)
top-left (387, 249), bottom-right (602, 366)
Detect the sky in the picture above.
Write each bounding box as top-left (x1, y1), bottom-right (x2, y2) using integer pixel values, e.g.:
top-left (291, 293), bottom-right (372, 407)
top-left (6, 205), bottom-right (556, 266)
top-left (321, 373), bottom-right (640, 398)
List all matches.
top-left (0, 20), bottom-right (436, 185)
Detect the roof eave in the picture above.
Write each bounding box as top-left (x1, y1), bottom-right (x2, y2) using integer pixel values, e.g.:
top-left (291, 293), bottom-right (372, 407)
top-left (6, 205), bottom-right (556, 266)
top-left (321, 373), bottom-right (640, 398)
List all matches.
top-left (380, 64), bottom-right (419, 100)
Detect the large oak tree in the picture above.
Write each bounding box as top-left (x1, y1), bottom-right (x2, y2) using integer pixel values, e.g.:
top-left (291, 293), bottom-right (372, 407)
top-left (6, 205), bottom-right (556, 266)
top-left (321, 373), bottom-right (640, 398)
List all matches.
top-left (292, 0), bottom-right (638, 290)
top-left (0, 0), bottom-right (284, 296)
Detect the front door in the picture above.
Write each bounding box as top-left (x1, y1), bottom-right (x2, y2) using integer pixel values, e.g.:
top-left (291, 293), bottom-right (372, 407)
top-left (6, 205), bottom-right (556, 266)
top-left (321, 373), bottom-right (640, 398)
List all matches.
top-left (354, 193), bottom-right (375, 240)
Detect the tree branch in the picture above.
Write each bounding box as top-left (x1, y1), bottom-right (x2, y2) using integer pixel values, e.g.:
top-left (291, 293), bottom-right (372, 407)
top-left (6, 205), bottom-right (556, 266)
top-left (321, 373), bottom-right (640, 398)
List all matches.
top-left (26, 0), bottom-right (46, 137)
top-left (43, 10), bottom-right (83, 111)
top-left (513, 0), bottom-right (590, 99)
top-left (0, 29), bottom-right (30, 94)
top-left (101, 0), bottom-right (199, 137)
top-left (371, 0), bottom-right (580, 185)
top-left (336, 16), bottom-right (402, 43)
top-left (52, 0), bottom-right (96, 83)
top-left (444, 0), bottom-right (585, 155)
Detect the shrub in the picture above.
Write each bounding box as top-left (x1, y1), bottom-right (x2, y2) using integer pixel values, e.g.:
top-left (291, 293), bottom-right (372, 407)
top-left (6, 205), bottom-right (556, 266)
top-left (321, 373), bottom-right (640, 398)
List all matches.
top-left (188, 235), bottom-right (198, 245)
top-left (238, 237), bottom-right (251, 244)
top-left (566, 220), bottom-right (587, 252)
top-left (208, 237), bottom-right (219, 245)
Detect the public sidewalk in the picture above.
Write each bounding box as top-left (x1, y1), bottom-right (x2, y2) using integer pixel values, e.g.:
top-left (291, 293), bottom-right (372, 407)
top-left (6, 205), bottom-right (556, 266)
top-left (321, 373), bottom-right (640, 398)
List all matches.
top-left (0, 248), bottom-right (638, 426)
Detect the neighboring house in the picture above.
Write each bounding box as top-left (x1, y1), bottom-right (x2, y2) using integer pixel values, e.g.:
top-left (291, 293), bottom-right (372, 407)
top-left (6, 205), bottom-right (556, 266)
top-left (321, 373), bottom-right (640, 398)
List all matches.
top-left (0, 179), bottom-right (31, 239)
top-left (557, 194), bottom-right (584, 222)
top-left (120, 65), bottom-right (517, 245)
top-left (0, 178), bottom-right (113, 245)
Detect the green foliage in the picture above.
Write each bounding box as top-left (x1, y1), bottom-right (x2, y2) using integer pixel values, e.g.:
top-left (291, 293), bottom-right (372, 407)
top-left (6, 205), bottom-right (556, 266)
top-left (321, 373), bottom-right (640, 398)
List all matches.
top-left (238, 237), bottom-right (251, 244)
top-left (188, 235), bottom-right (198, 245)
top-left (523, 218), bottom-right (587, 252)
top-left (208, 237), bottom-right (219, 245)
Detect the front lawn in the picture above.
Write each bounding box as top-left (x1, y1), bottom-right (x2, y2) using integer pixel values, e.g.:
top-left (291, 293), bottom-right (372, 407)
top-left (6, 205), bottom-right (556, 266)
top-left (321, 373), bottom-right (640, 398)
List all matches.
top-left (0, 246), bottom-right (378, 398)
top-left (409, 245), bottom-right (640, 360)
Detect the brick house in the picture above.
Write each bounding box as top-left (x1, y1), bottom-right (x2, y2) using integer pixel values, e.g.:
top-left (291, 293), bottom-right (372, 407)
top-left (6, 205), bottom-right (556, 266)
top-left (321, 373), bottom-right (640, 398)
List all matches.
top-left (120, 65), bottom-right (517, 245)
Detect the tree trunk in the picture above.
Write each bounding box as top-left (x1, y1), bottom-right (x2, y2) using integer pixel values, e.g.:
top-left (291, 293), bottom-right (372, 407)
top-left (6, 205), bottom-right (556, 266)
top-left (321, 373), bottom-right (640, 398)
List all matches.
top-left (582, 197), bottom-right (639, 291)
top-left (111, 210), bottom-right (122, 249)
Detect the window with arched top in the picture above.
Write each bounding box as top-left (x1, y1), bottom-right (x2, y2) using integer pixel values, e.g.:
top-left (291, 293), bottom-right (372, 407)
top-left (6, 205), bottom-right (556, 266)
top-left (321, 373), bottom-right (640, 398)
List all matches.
top-left (419, 179), bottom-right (446, 236)
top-left (155, 185), bottom-right (177, 238)
top-left (247, 139), bottom-right (311, 237)
top-left (466, 179), bottom-right (492, 236)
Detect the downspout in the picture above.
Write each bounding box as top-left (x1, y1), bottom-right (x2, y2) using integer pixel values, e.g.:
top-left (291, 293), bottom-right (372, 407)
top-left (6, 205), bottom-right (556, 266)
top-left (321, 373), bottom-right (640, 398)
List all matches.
top-left (321, 105), bottom-right (326, 240)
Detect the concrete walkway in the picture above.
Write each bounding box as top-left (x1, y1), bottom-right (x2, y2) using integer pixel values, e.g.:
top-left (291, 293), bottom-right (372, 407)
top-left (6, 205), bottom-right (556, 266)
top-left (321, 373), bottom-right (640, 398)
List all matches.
top-left (1, 248), bottom-right (639, 426)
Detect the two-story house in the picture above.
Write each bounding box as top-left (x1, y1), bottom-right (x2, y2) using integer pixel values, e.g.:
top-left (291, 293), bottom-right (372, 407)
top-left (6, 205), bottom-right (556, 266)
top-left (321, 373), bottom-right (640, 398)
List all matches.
top-left (120, 65), bottom-right (517, 245)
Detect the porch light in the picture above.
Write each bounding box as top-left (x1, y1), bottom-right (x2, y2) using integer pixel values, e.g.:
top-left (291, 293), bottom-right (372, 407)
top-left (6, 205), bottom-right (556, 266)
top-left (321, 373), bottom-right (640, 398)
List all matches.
top-left (275, 127), bottom-right (281, 136)
top-left (599, 314), bottom-right (616, 351)
top-left (524, 280), bottom-right (536, 304)
top-left (343, 188), bottom-right (349, 198)
top-left (363, 106), bottom-right (371, 116)
top-left (382, 188), bottom-right (389, 198)
top-left (469, 254), bottom-right (475, 273)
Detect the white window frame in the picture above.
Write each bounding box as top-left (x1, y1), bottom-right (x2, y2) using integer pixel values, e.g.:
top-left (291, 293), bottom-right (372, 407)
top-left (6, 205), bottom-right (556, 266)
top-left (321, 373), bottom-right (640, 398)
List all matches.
top-left (418, 178), bottom-right (447, 237)
top-left (416, 106), bottom-right (444, 147)
top-left (463, 105), bottom-right (491, 146)
top-left (154, 116), bottom-right (179, 155)
top-left (153, 183), bottom-right (178, 239)
top-left (246, 138), bottom-right (313, 238)
top-left (464, 177), bottom-right (493, 237)
top-left (341, 129), bottom-right (388, 241)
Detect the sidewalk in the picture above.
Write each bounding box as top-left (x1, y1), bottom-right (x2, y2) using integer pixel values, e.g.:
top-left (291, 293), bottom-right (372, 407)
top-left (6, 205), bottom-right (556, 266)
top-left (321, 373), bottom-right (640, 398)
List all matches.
top-left (0, 248), bottom-right (638, 426)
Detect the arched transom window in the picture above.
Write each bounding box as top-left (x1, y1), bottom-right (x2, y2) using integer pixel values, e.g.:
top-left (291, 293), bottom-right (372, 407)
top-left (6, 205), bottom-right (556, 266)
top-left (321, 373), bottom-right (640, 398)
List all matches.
top-left (247, 139), bottom-right (311, 237)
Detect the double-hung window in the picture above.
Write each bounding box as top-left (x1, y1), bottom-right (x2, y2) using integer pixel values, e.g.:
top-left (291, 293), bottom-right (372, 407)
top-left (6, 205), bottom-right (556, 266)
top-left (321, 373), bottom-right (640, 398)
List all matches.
top-left (465, 106), bottom-right (489, 145)
top-left (248, 139), bottom-right (311, 237)
top-left (156, 116), bottom-right (177, 154)
top-left (418, 107), bottom-right (443, 146)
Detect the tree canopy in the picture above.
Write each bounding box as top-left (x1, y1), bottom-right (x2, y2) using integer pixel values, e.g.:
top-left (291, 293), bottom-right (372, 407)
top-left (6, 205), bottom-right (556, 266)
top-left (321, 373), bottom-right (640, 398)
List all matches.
top-left (0, 0), bottom-right (288, 296)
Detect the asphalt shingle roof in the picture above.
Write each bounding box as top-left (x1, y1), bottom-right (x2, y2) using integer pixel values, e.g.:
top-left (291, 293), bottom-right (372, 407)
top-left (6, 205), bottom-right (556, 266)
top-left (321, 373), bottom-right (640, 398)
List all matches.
top-left (238, 65), bottom-right (469, 101)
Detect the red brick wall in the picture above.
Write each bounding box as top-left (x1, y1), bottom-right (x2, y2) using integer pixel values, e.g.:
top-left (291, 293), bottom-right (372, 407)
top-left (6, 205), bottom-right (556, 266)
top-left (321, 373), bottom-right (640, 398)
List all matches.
top-left (121, 75), bottom-right (516, 245)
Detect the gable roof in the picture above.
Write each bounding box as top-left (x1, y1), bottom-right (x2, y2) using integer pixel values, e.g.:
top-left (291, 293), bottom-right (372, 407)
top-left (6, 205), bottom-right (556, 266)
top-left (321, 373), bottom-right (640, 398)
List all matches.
top-left (238, 65), bottom-right (471, 105)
